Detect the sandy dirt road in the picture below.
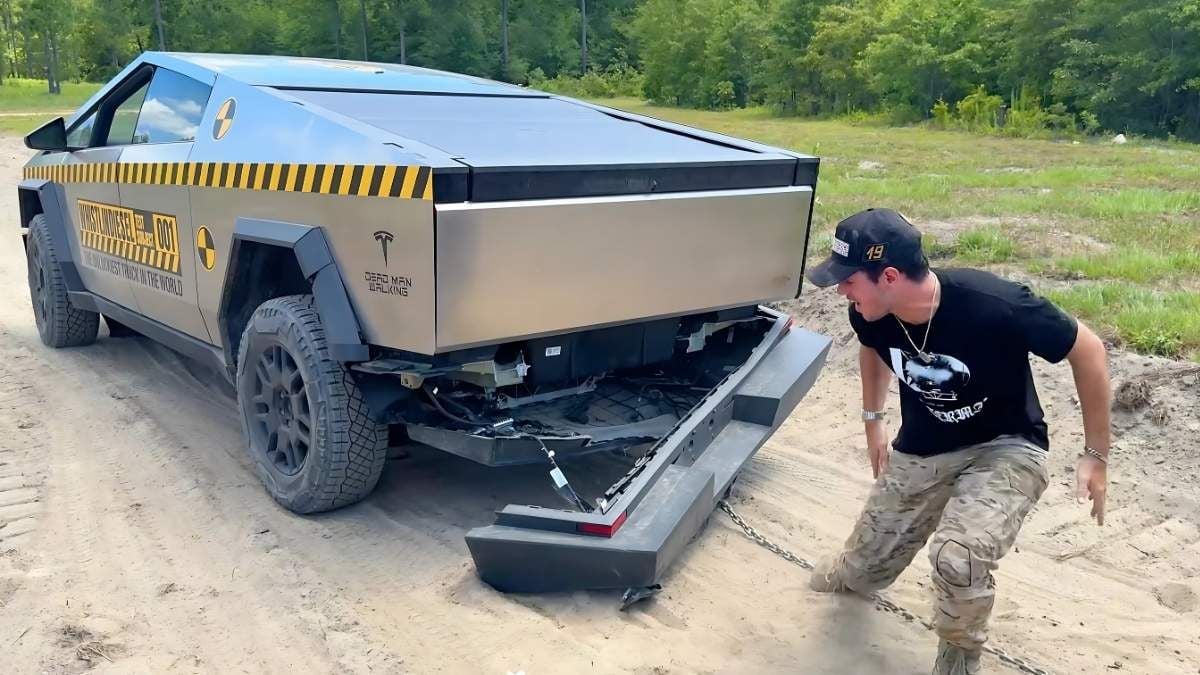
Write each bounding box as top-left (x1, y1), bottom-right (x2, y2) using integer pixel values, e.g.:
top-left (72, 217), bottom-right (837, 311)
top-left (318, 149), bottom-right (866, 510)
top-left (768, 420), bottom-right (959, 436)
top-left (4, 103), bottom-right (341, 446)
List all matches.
top-left (0, 133), bottom-right (1197, 674)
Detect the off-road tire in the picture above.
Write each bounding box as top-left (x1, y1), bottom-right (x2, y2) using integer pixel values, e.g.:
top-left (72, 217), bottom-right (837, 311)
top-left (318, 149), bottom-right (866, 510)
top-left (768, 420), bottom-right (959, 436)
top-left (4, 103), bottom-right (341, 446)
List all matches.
top-left (26, 214), bottom-right (99, 348)
top-left (236, 295), bottom-right (388, 514)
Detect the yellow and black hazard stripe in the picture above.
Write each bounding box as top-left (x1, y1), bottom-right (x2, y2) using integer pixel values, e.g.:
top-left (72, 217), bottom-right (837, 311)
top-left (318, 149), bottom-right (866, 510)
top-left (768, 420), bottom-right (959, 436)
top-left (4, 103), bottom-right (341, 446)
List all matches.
top-left (22, 162), bottom-right (434, 200)
top-left (79, 227), bottom-right (181, 275)
top-left (76, 199), bottom-right (182, 275)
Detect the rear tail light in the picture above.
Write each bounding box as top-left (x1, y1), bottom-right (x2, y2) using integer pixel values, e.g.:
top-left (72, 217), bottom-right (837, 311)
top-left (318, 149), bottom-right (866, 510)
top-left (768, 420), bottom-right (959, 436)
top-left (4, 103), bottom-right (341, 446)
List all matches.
top-left (577, 511), bottom-right (628, 537)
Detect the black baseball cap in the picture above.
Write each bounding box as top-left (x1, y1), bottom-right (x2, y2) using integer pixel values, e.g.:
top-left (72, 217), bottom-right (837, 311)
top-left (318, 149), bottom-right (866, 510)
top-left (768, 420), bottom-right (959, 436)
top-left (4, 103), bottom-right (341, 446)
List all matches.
top-left (806, 208), bottom-right (925, 287)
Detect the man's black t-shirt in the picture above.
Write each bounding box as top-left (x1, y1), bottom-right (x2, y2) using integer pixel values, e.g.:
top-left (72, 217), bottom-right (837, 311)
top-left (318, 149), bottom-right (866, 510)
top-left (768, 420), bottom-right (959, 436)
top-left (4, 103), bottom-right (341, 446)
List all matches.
top-left (850, 268), bottom-right (1078, 456)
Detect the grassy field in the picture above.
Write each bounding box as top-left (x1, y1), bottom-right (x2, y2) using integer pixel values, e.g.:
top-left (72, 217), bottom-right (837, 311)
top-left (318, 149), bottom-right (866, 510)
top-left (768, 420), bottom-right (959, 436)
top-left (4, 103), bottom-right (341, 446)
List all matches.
top-left (0, 78), bottom-right (101, 135)
top-left (595, 98), bottom-right (1200, 361)
top-left (0, 78), bottom-right (100, 112)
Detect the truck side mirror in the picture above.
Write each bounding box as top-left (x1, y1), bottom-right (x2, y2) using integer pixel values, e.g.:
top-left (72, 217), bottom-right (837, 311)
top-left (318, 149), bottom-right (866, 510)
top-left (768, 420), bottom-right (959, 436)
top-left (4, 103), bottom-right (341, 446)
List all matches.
top-left (25, 117), bottom-right (68, 151)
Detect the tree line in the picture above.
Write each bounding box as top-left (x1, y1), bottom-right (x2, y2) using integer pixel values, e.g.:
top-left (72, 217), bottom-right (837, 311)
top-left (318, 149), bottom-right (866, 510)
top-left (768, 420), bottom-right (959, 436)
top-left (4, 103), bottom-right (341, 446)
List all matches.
top-left (3, 0), bottom-right (1198, 141)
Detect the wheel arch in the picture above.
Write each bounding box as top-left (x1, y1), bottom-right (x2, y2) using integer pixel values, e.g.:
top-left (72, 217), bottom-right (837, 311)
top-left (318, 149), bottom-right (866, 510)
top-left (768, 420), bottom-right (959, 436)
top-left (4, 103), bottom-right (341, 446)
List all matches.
top-left (18, 181), bottom-right (47, 235)
top-left (19, 179), bottom-right (87, 294)
top-left (219, 218), bottom-right (370, 377)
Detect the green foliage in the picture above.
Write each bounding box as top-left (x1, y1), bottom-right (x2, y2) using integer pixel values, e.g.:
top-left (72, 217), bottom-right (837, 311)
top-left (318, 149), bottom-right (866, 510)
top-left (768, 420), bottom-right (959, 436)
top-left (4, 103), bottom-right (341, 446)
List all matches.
top-left (931, 99), bottom-right (952, 128)
top-left (0, 0), bottom-right (635, 94)
top-left (528, 64), bottom-right (644, 98)
top-left (955, 86), bottom-right (1002, 132)
top-left (628, 0), bottom-right (769, 108)
top-left (929, 85), bottom-right (1086, 138)
top-left (0, 0), bottom-right (1198, 142)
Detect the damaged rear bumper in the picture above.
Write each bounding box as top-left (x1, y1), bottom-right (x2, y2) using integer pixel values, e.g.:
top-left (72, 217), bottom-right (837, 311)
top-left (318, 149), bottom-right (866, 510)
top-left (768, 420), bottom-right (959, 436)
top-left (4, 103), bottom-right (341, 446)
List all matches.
top-left (465, 309), bottom-right (831, 592)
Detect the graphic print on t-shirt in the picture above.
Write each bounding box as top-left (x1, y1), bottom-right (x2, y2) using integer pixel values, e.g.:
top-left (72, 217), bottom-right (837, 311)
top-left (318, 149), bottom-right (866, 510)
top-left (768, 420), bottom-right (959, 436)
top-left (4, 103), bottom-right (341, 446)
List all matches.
top-left (889, 348), bottom-right (987, 423)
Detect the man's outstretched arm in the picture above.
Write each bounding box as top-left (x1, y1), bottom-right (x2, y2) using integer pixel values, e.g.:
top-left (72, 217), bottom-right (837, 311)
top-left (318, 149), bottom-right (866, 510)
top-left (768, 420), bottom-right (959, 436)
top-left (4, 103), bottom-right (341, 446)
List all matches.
top-left (1065, 321), bottom-right (1112, 525)
top-left (860, 345), bottom-right (893, 478)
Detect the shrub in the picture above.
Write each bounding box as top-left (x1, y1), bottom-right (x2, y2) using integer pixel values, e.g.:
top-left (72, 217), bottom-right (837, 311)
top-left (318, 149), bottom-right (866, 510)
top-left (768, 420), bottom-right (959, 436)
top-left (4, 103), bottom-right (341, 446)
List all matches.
top-left (526, 65), bottom-right (645, 99)
top-left (924, 85), bottom-right (1096, 139)
top-left (955, 86), bottom-right (1002, 131)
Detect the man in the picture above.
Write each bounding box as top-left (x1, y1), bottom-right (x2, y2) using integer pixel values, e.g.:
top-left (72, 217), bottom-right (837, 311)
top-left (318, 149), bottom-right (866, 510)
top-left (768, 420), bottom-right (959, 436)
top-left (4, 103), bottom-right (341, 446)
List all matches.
top-left (804, 208), bottom-right (1111, 675)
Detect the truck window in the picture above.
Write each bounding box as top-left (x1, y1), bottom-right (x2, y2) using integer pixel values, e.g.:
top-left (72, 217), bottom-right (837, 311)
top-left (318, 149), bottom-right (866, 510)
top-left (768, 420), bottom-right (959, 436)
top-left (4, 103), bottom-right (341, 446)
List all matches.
top-left (106, 81), bottom-right (149, 146)
top-left (132, 68), bottom-right (213, 144)
top-left (66, 111), bottom-right (97, 148)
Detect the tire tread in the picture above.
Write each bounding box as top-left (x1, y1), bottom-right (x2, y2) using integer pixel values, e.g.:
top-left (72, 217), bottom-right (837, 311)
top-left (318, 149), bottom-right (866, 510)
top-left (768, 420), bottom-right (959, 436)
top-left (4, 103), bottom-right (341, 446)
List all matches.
top-left (28, 214), bottom-right (99, 348)
top-left (237, 295), bottom-right (387, 514)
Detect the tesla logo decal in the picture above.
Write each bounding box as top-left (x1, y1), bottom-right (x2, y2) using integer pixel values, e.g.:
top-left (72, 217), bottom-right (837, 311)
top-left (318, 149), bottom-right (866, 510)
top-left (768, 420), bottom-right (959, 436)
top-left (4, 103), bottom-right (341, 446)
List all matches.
top-left (373, 230), bottom-right (394, 266)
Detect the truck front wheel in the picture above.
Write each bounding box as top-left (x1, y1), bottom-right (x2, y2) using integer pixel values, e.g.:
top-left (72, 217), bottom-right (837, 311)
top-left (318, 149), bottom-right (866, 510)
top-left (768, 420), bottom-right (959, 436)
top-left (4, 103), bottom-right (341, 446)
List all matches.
top-left (236, 295), bottom-right (388, 514)
top-left (26, 214), bottom-right (100, 348)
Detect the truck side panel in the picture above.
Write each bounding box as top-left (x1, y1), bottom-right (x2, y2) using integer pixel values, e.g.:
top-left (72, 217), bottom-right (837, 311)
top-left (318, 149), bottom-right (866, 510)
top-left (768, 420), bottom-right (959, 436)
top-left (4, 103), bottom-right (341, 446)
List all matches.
top-left (186, 76), bottom-right (438, 354)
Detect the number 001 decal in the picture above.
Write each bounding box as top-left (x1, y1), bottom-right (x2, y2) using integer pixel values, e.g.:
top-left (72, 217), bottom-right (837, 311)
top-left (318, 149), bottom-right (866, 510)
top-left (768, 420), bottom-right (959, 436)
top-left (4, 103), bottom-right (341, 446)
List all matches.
top-left (76, 199), bottom-right (185, 297)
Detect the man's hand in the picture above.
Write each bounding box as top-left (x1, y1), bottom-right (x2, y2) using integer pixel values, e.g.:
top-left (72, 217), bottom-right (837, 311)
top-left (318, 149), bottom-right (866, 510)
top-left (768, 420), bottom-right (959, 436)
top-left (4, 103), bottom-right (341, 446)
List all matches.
top-left (1065, 323), bottom-right (1112, 527)
top-left (859, 345), bottom-right (893, 479)
top-left (1075, 456), bottom-right (1107, 525)
top-left (866, 422), bottom-right (890, 478)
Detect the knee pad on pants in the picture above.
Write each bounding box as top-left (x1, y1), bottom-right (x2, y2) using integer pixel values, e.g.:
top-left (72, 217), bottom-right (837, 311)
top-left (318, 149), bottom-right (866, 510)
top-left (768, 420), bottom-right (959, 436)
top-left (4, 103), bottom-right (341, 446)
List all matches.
top-left (931, 538), bottom-right (987, 589)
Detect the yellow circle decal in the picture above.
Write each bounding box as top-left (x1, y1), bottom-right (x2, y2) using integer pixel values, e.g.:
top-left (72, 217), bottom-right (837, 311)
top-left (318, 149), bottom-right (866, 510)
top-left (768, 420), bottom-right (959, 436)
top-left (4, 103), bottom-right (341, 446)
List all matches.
top-left (212, 98), bottom-right (236, 140)
top-left (196, 226), bottom-right (217, 270)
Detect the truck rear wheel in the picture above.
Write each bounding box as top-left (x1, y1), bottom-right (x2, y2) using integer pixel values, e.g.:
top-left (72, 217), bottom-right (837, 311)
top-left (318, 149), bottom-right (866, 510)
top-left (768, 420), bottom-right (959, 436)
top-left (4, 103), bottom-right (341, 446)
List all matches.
top-left (236, 295), bottom-right (388, 514)
top-left (26, 214), bottom-right (99, 348)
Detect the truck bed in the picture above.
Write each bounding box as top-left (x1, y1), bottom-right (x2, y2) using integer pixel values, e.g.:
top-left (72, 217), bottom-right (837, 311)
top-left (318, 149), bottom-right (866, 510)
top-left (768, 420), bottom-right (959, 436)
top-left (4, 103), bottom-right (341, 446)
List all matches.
top-left (283, 89), bottom-right (816, 202)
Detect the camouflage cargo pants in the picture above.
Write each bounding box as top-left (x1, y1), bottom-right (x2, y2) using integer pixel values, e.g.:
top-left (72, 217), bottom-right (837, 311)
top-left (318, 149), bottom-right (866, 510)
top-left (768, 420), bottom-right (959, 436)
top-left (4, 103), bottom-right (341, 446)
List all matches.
top-left (835, 435), bottom-right (1048, 651)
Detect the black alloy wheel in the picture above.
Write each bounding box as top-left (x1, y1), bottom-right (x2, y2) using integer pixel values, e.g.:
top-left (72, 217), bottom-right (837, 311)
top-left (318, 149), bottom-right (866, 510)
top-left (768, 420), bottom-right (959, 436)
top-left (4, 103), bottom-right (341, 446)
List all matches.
top-left (236, 295), bottom-right (388, 514)
top-left (249, 343), bottom-right (313, 476)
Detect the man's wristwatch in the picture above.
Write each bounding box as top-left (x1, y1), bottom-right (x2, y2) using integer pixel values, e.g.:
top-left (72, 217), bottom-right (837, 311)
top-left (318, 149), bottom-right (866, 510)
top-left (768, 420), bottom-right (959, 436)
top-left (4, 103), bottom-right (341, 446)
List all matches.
top-left (1080, 445), bottom-right (1108, 464)
top-left (862, 410), bottom-right (887, 422)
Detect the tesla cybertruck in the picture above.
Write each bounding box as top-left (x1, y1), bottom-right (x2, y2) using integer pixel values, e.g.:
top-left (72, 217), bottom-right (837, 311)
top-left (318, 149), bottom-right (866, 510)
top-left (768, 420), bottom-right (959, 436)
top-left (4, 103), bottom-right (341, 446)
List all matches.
top-left (18, 53), bottom-right (830, 592)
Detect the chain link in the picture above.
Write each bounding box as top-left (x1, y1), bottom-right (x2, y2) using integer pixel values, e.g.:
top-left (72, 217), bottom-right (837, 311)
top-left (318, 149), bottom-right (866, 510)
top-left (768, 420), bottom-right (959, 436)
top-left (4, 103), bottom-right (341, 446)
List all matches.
top-left (717, 500), bottom-right (1051, 675)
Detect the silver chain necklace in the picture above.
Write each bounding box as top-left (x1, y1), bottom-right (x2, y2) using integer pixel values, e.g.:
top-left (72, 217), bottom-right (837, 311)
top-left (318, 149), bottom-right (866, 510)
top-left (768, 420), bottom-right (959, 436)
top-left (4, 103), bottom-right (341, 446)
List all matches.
top-left (895, 274), bottom-right (939, 362)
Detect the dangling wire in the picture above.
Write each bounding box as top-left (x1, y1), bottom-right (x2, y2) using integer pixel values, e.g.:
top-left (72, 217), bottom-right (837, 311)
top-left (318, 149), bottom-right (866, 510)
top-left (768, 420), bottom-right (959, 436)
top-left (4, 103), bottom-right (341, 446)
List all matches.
top-left (526, 434), bottom-right (592, 513)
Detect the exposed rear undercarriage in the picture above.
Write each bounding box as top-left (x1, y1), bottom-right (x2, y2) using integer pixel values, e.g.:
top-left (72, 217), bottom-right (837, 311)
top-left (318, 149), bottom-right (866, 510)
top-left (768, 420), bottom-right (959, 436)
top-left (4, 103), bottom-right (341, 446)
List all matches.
top-left (412, 311), bottom-right (770, 445)
top-left (354, 308), bottom-right (777, 511)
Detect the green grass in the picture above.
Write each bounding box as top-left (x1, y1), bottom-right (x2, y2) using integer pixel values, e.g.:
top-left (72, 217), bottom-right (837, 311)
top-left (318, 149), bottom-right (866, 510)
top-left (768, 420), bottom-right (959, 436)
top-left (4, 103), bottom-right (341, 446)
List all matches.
top-left (0, 114), bottom-right (49, 136)
top-left (594, 97), bottom-right (1200, 359)
top-left (1048, 284), bottom-right (1200, 359)
top-left (1041, 249), bottom-right (1200, 284)
top-left (0, 78), bottom-right (101, 112)
top-left (953, 227), bottom-right (1020, 264)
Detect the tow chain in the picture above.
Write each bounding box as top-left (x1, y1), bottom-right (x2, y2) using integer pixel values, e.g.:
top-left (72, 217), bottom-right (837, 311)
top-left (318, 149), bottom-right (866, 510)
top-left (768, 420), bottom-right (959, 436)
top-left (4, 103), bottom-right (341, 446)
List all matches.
top-left (717, 500), bottom-right (1052, 675)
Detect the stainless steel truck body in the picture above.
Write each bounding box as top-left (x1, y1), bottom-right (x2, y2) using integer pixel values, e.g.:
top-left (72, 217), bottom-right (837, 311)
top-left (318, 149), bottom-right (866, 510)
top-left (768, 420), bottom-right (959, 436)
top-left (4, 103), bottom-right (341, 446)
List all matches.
top-left (17, 53), bottom-right (830, 592)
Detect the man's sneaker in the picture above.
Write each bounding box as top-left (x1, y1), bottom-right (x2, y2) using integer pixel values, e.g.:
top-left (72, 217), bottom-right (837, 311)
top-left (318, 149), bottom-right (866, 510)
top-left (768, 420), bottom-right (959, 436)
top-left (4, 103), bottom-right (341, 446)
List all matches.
top-left (808, 554), bottom-right (849, 593)
top-left (932, 640), bottom-right (982, 675)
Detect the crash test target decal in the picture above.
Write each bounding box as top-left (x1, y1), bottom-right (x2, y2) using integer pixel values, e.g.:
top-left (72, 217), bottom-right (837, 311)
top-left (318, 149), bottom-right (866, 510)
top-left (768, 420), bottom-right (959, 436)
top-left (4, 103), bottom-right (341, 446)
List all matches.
top-left (76, 199), bottom-right (184, 297)
top-left (196, 226), bottom-right (217, 270)
top-left (212, 98), bottom-right (236, 140)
